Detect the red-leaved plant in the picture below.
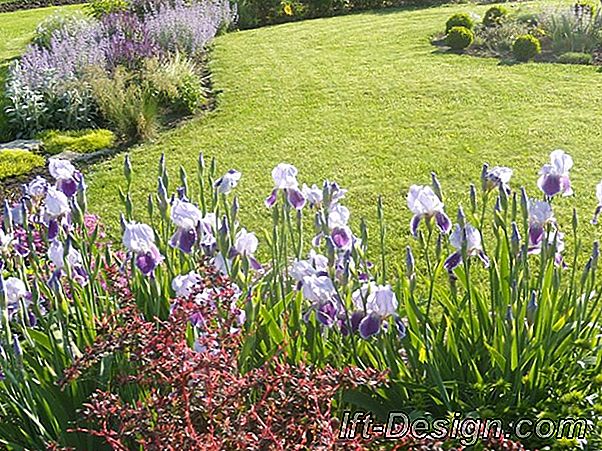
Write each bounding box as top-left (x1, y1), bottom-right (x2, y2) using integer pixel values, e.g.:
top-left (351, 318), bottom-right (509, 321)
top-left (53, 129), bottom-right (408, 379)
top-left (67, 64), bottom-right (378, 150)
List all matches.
top-left (60, 265), bottom-right (386, 450)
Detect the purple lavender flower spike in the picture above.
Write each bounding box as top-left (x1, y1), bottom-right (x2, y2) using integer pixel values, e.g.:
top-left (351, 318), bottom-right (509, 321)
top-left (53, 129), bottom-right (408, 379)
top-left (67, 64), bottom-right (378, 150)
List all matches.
top-left (359, 313), bottom-right (381, 339)
top-left (265, 189), bottom-right (278, 208)
top-left (435, 211), bottom-right (452, 234)
top-left (287, 188), bottom-right (306, 210)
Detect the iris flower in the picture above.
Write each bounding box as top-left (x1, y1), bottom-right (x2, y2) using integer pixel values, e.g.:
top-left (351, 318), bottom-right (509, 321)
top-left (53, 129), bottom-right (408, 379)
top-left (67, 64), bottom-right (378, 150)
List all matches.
top-left (407, 185), bottom-right (451, 237)
top-left (537, 150), bottom-right (573, 197)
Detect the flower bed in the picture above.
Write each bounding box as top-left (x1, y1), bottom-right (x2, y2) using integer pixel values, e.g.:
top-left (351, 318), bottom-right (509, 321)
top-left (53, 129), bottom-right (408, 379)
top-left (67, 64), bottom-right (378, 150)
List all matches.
top-left (0, 145), bottom-right (601, 449)
top-left (434, 1), bottom-right (602, 65)
top-left (3, 0), bottom-right (234, 143)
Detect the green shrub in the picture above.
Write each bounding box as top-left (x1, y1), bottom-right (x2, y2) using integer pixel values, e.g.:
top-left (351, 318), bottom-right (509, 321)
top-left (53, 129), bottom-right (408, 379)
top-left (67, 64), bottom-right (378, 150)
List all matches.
top-left (483, 6), bottom-right (508, 27)
top-left (557, 51), bottom-right (593, 64)
top-left (143, 54), bottom-right (207, 115)
top-left (445, 26), bottom-right (474, 51)
top-left (37, 129), bottom-right (116, 155)
top-left (0, 149), bottom-right (45, 180)
top-left (88, 67), bottom-right (158, 143)
top-left (445, 12), bottom-right (474, 33)
top-left (85, 0), bottom-right (127, 19)
top-left (512, 34), bottom-right (542, 61)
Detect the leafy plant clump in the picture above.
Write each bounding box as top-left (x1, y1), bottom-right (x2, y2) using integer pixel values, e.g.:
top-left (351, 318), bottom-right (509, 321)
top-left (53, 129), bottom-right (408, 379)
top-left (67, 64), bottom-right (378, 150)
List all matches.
top-left (38, 129), bottom-right (116, 155)
top-left (557, 51), bottom-right (593, 64)
top-left (0, 149), bottom-right (45, 180)
top-left (513, 34), bottom-right (542, 61)
top-left (483, 6), bottom-right (508, 27)
top-left (446, 26), bottom-right (475, 50)
top-left (445, 12), bottom-right (474, 33)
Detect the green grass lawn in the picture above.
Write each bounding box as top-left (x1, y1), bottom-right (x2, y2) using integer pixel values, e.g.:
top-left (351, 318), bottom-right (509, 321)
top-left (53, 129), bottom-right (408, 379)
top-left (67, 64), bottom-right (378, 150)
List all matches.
top-left (4, 1), bottom-right (602, 258)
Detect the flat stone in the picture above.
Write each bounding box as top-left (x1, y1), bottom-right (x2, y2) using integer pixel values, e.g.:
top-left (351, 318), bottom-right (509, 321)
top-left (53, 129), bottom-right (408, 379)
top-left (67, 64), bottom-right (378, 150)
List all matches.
top-left (50, 151), bottom-right (80, 162)
top-left (0, 139), bottom-right (41, 152)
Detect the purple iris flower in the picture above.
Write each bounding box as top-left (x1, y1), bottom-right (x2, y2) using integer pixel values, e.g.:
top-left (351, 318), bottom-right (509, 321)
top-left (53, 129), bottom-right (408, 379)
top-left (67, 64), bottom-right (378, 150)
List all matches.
top-left (331, 225), bottom-right (353, 250)
top-left (300, 274), bottom-right (344, 327)
top-left (136, 245), bottom-right (163, 276)
top-left (230, 228), bottom-right (262, 270)
top-left (444, 223), bottom-right (489, 272)
top-left (49, 159), bottom-right (81, 198)
top-left (351, 283), bottom-right (398, 339)
top-left (265, 163), bottom-right (306, 209)
top-left (537, 150), bottom-right (573, 197)
top-left (213, 169), bottom-right (241, 195)
top-left (483, 166), bottom-right (513, 194)
top-left (123, 221), bottom-right (164, 276)
top-left (169, 199), bottom-right (203, 254)
top-left (407, 185), bottom-right (451, 237)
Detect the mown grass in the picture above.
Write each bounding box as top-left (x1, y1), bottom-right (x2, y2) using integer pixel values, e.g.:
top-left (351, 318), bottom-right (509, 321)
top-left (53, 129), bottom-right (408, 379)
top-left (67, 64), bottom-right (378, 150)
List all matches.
top-left (3, 1), bottom-right (602, 260)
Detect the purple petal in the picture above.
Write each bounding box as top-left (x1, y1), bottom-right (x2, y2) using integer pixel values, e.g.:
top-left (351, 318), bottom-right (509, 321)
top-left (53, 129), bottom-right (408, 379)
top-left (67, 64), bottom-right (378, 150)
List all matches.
top-left (410, 214), bottom-right (421, 237)
top-left (249, 256), bottom-right (263, 270)
top-left (593, 205), bottom-right (602, 225)
top-left (444, 251), bottom-right (462, 272)
top-left (528, 224), bottom-right (544, 247)
top-left (540, 175), bottom-right (562, 197)
top-left (264, 189), bottom-right (278, 208)
top-left (359, 313), bottom-right (381, 339)
top-left (477, 250), bottom-right (490, 268)
top-left (178, 229), bottom-right (196, 254)
top-left (287, 188), bottom-right (306, 210)
top-left (316, 301), bottom-right (338, 327)
top-left (331, 226), bottom-right (351, 249)
top-left (48, 219), bottom-right (59, 241)
top-left (351, 310), bottom-right (365, 332)
top-left (58, 178), bottom-right (77, 198)
top-left (435, 212), bottom-right (452, 234)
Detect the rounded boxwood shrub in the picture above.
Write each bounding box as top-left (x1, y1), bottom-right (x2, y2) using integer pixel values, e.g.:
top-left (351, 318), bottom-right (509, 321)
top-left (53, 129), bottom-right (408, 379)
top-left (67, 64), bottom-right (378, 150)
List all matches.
top-left (38, 129), bottom-right (116, 155)
top-left (0, 149), bottom-right (45, 180)
top-left (483, 6), bottom-right (508, 27)
top-left (445, 13), bottom-right (474, 33)
top-left (446, 26), bottom-right (474, 51)
top-left (512, 34), bottom-right (541, 62)
top-left (557, 52), bottom-right (593, 65)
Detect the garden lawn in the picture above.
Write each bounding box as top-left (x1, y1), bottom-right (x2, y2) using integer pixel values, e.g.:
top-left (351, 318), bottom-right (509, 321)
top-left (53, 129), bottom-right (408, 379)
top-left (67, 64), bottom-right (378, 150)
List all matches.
top-left (5, 1), bottom-right (602, 258)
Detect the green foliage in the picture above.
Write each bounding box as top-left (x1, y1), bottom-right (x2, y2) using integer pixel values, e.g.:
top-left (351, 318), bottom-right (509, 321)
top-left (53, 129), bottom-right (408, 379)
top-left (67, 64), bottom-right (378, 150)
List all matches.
top-left (445, 12), bottom-right (474, 33)
top-left (476, 19), bottom-right (531, 54)
top-left (483, 6), bottom-right (508, 27)
top-left (0, 148), bottom-right (44, 180)
top-left (85, 0), bottom-right (127, 19)
top-left (37, 128), bottom-right (116, 155)
top-left (143, 54), bottom-right (207, 115)
top-left (512, 34), bottom-right (541, 61)
top-left (539, 7), bottom-right (602, 55)
top-left (557, 51), bottom-right (593, 64)
top-left (32, 9), bottom-right (91, 49)
top-left (575, 0), bottom-right (598, 17)
top-left (445, 26), bottom-right (474, 51)
top-left (88, 66), bottom-right (158, 143)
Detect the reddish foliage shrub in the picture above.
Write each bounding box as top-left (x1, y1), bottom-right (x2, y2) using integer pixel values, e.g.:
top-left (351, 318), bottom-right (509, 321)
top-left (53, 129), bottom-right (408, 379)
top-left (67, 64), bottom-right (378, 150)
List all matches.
top-left (62, 266), bottom-right (385, 450)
